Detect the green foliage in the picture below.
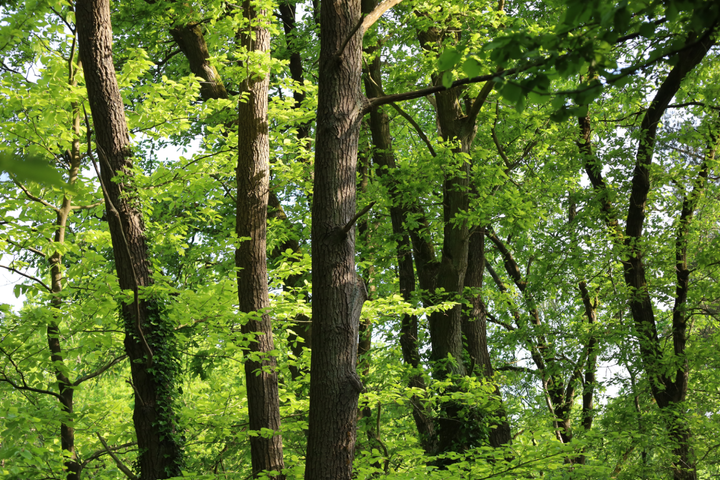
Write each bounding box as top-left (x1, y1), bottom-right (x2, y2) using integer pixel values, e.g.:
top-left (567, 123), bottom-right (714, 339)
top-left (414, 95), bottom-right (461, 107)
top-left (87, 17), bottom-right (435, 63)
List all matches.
top-left (1, 0), bottom-right (719, 478)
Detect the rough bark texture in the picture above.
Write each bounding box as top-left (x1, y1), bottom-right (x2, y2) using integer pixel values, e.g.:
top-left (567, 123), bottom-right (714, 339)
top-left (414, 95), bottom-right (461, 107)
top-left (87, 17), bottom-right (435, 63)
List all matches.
top-left (305, 0), bottom-right (366, 476)
top-left (169, 22), bottom-right (228, 101)
top-left (76, 0), bottom-right (183, 477)
top-left (462, 228), bottom-right (512, 448)
top-left (235, 2), bottom-right (285, 477)
top-left (164, 11), bottom-right (312, 382)
top-left (415, 18), bottom-right (495, 456)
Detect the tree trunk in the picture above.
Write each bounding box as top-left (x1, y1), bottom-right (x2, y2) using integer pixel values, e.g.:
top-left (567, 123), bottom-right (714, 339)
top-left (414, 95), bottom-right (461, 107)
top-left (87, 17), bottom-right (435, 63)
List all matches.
top-left (47, 107), bottom-right (82, 480)
top-left (76, 0), bottom-right (183, 477)
top-left (360, 2), bottom-right (437, 453)
top-left (462, 228), bottom-right (512, 448)
top-left (235, 2), bottom-right (285, 476)
top-left (305, 0), bottom-right (366, 477)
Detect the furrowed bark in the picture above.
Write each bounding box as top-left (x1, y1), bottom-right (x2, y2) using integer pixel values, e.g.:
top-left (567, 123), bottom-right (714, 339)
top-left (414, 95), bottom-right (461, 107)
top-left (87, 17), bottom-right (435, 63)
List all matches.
top-left (76, 0), bottom-right (183, 477)
top-left (169, 22), bottom-right (228, 101)
top-left (235, 1), bottom-right (285, 477)
top-left (305, 0), bottom-right (366, 477)
top-left (463, 228), bottom-right (511, 447)
top-left (165, 12), bottom-right (313, 380)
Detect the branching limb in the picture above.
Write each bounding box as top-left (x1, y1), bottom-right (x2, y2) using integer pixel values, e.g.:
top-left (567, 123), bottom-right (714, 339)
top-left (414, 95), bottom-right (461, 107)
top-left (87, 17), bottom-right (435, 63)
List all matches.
top-left (340, 202), bottom-right (376, 237)
top-left (80, 441), bottom-right (136, 470)
top-left (390, 103), bottom-right (437, 157)
top-left (12, 178), bottom-right (60, 212)
top-left (0, 346), bottom-right (62, 400)
top-left (0, 264), bottom-right (52, 292)
top-left (95, 433), bottom-right (139, 480)
top-left (70, 200), bottom-right (104, 211)
top-left (5, 239), bottom-right (46, 257)
top-left (73, 354), bottom-right (127, 386)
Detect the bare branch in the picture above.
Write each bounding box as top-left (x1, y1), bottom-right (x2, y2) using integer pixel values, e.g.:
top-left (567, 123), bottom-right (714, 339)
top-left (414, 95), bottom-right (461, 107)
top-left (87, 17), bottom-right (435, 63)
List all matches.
top-left (73, 354), bottom-right (127, 386)
top-left (340, 202), bottom-right (376, 236)
top-left (361, 0), bottom-right (404, 32)
top-left (96, 433), bottom-right (139, 480)
top-left (390, 103), bottom-right (436, 157)
top-left (0, 264), bottom-right (52, 292)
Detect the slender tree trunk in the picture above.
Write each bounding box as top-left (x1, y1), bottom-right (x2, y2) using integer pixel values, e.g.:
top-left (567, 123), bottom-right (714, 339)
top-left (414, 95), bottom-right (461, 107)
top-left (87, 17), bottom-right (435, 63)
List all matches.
top-left (305, 0), bottom-right (366, 477)
top-left (235, 2), bottom-right (285, 476)
top-left (361, 29), bottom-right (438, 453)
top-left (47, 106), bottom-right (82, 480)
top-left (577, 26), bottom-right (715, 480)
top-left (76, 0), bottom-right (183, 477)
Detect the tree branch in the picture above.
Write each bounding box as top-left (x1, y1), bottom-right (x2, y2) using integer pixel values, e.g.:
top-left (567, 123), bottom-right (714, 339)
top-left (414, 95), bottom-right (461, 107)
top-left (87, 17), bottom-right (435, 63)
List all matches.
top-left (95, 433), bottom-right (139, 480)
top-left (337, 0), bottom-right (405, 61)
top-left (340, 201), bottom-right (376, 236)
top-left (486, 311), bottom-right (515, 331)
top-left (71, 200), bottom-right (104, 211)
top-left (5, 239), bottom-right (46, 258)
top-left (0, 346), bottom-right (62, 400)
top-left (389, 102), bottom-right (436, 157)
top-left (0, 264), bottom-right (52, 292)
top-left (12, 178), bottom-right (60, 212)
top-left (80, 441), bottom-right (137, 470)
top-left (73, 354), bottom-right (127, 386)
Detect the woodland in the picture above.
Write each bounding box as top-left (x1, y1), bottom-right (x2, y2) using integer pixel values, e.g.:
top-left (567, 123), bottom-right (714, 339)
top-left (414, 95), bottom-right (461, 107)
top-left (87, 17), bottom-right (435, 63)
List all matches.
top-left (0, 0), bottom-right (719, 478)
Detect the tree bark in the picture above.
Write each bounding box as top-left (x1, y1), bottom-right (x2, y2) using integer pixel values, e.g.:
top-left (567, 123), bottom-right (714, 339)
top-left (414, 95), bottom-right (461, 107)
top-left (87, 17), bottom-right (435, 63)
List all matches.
top-left (46, 101), bottom-right (83, 480)
top-left (462, 228), bottom-right (512, 448)
top-left (305, 0), bottom-right (366, 477)
top-left (235, 2), bottom-right (285, 477)
top-left (76, 0), bottom-right (183, 477)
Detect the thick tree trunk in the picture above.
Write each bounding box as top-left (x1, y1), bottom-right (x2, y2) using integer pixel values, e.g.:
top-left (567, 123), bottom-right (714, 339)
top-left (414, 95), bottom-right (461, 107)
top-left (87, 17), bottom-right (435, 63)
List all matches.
top-left (235, 2), bottom-right (285, 478)
top-left (76, 1), bottom-right (183, 477)
top-left (305, 0), bottom-right (366, 477)
top-left (462, 228), bottom-right (512, 448)
top-left (165, 11), bottom-right (314, 381)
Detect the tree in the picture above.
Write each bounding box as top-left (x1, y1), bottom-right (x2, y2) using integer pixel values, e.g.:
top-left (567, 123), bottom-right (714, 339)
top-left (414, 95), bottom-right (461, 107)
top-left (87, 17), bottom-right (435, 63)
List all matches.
top-left (76, 0), bottom-right (183, 476)
top-left (1, 0), bottom-right (720, 478)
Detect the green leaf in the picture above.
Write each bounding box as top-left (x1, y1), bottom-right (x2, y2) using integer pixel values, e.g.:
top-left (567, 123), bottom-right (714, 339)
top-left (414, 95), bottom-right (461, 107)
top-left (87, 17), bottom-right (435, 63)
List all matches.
top-left (0, 153), bottom-right (63, 186)
top-left (442, 70), bottom-right (455, 89)
top-left (638, 22), bottom-right (655, 38)
top-left (500, 82), bottom-right (523, 104)
top-left (461, 58), bottom-right (484, 78)
top-left (438, 47), bottom-right (462, 71)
